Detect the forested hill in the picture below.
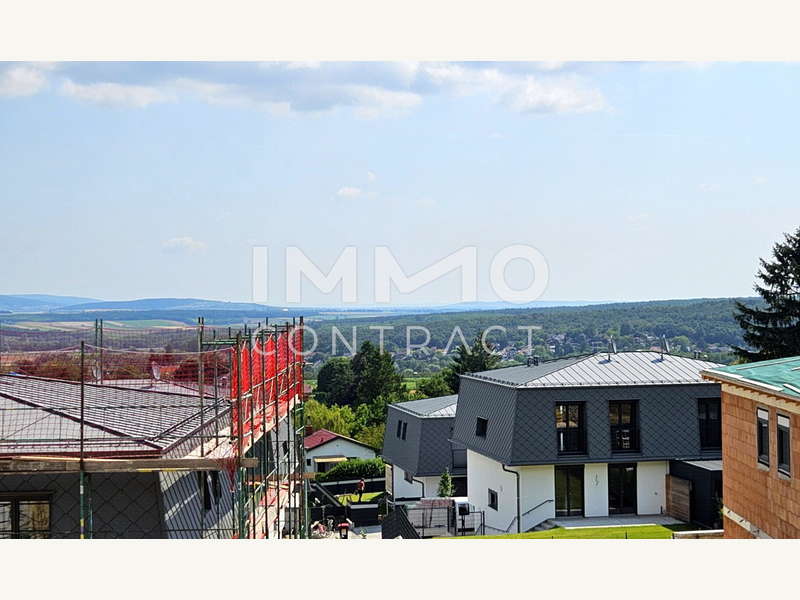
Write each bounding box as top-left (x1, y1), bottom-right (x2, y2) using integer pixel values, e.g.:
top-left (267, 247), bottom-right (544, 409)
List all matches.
top-left (303, 297), bottom-right (762, 366)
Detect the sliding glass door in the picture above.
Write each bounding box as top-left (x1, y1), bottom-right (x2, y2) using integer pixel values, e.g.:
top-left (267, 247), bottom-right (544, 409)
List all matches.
top-left (555, 465), bottom-right (584, 517)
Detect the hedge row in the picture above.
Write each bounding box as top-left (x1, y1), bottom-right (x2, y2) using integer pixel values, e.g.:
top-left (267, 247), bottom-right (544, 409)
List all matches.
top-left (315, 457), bottom-right (385, 482)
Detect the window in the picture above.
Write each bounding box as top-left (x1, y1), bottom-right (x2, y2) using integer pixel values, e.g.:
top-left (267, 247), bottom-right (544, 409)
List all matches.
top-left (757, 408), bottom-right (769, 466)
top-left (401, 422), bottom-right (407, 440)
top-left (609, 400), bottom-right (639, 452)
top-left (197, 471), bottom-right (221, 511)
top-left (306, 458), bottom-right (312, 467)
top-left (778, 414), bottom-right (791, 476)
top-left (282, 440), bottom-right (289, 455)
top-left (698, 398), bottom-right (721, 450)
top-left (0, 494), bottom-right (51, 539)
top-left (396, 420), bottom-right (403, 438)
top-left (488, 488), bottom-right (498, 510)
top-left (475, 417), bottom-right (488, 438)
top-left (556, 403), bottom-right (586, 454)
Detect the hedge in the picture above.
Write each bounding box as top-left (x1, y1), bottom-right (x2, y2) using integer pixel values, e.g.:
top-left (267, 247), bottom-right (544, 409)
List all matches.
top-left (315, 457), bottom-right (385, 482)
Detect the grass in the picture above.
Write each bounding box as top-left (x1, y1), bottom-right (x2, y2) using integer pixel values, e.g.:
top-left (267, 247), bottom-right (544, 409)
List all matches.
top-left (457, 524), bottom-right (691, 540)
top-left (336, 491), bottom-right (383, 505)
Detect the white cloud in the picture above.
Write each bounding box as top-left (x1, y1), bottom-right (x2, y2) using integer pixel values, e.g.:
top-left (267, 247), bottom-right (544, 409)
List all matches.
top-left (4, 62), bottom-right (609, 117)
top-left (698, 183), bottom-right (721, 193)
top-left (504, 76), bottom-right (606, 114)
top-left (162, 236), bottom-right (207, 253)
top-left (0, 64), bottom-right (47, 97)
top-left (367, 171), bottom-right (377, 182)
top-left (60, 80), bottom-right (174, 108)
top-left (753, 176), bottom-right (768, 185)
top-left (336, 186), bottom-right (362, 198)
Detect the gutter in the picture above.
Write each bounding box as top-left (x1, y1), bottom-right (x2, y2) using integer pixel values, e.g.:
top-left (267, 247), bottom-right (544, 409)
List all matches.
top-left (501, 463), bottom-right (520, 534)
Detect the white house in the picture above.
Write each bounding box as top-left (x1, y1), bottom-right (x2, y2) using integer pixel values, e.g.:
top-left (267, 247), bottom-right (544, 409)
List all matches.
top-left (303, 428), bottom-right (376, 474)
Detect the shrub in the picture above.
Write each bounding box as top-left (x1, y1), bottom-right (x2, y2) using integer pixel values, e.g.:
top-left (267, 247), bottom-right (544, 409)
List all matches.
top-left (315, 457), bottom-right (385, 482)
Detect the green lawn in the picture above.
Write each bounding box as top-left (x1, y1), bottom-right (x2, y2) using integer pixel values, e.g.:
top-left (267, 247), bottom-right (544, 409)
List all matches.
top-left (336, 491), bottom-right (383, 505)
top-left (457, 524), bottom-right (691, 539)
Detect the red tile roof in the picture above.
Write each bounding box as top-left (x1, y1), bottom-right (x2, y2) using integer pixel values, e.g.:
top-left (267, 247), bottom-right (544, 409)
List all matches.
top-left (303, 428), bottom-right (375, 451)
top-left (304, 428), bottom-right (340, 450)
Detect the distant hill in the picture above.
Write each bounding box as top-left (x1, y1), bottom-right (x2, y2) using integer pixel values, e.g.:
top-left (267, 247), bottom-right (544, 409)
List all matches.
top-left (53, 297), bottom-right (285, 312)
top-left (0, 294), bottom-right (99, 312)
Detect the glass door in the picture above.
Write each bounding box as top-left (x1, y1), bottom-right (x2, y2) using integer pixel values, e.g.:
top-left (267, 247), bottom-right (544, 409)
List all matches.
top-left (555, 465), bottom-right (584, 517)
top-left (608, 463), bottom-right (637, 514)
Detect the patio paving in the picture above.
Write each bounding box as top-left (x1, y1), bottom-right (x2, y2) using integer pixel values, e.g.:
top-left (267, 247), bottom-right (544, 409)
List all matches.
top-left (548, 514), bottom-right (683, 529)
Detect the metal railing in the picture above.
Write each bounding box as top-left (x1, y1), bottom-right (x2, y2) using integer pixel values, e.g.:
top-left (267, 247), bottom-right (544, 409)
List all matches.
top-left (484, 498), bottom-right (554, 535)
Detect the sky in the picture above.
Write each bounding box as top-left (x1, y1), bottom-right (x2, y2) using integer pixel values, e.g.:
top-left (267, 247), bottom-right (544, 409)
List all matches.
top-left (0, 61), bottom-right (798, 306)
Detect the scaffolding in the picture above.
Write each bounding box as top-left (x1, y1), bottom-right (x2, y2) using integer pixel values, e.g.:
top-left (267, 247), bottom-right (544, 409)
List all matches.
top-left (0, 318), bottom-right (308, 539)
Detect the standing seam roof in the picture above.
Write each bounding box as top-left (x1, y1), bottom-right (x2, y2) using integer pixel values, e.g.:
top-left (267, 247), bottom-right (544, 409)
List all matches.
top-left (464, 352), bottom-right (721, 387)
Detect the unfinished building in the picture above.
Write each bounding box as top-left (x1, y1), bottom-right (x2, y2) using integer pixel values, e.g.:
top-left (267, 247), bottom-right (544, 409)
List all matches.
top-left (0, 320), bottom-right (307, 539)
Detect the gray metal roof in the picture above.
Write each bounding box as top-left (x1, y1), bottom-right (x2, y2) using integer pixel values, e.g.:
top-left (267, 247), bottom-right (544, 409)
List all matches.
top-left (465, 352), bottom-right (722, 388)
top-left (392, 394), bottom-right (458, 418)
top-left (0, 374), bottom-right (228, 456)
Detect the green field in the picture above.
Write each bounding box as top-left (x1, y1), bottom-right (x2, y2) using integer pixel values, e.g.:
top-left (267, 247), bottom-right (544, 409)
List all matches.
top-left (455, 524), bottom-right (691, 539)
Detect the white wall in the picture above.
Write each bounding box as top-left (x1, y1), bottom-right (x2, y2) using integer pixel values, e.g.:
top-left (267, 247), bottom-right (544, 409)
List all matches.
top-left (584, 463), bottom-right (609, 517)
top-left (636, 461), bottom-right (668, 515)
top-left (304, 438), bottom-right (375, 472)
top-left (390, 465), bottom-right (439, 500)
top-left (467, 450), bottom-right (555, 533)
top-left (518, 464), bottom-right (556, 530)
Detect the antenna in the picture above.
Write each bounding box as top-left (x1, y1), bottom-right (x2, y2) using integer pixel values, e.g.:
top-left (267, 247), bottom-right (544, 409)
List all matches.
top-left (660, 335), bottom-right (670, 360)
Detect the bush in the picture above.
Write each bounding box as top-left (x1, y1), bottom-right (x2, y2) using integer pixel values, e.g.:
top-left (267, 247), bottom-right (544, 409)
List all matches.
top-left (315, 457), bottom-right (385, 482)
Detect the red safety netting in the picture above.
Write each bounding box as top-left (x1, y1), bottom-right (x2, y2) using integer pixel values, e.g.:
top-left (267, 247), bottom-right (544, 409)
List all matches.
top-left (229, 325), bottom-right (303, 452)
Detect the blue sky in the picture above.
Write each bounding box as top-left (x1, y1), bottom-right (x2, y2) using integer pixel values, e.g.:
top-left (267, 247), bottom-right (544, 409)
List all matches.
top-left (0, 61), bottom-right (798, 306)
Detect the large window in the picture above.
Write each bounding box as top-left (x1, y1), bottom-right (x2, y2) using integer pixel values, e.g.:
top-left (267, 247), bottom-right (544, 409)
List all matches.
top-left (556, 403), bottom-right (586, 454)
top-left (0, 494), bottom-right (51, 539)
top-left (609, 400), bottom-right (639, 452)
top-left (778, 414), bottom-right (791, 476)
top-left (698, 398), bottom-right (722, 450)
top-left (757, 408), bottom-right (770, 466)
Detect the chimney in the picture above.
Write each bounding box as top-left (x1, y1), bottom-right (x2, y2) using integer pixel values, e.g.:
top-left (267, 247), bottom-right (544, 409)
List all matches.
top-left (304, 425), bottom-right (313, 437)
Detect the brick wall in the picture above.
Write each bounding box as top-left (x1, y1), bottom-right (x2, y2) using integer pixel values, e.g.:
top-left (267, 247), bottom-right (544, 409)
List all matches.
top-left (722, 388), bottom-right (800, 538)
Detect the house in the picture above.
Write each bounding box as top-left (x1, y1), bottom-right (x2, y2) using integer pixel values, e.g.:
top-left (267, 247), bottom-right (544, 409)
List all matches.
top-left (303, 428), bottom-right (376, 474)
top-left (702, 357), bottom-right (800, 538)
top-left (451, 351), bottom-right (723, 534)
top-left (382, 394), bottom-right (467, 502)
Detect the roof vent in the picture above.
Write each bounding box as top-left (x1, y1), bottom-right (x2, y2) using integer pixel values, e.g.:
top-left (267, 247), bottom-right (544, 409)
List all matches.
top-left (660, 335), bottom-right (670, 360)
top-left (607, 337), bottom-right (617, 361)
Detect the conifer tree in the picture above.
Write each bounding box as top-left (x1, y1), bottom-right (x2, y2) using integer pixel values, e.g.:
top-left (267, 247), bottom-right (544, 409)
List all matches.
top-left (734, 227), bottom-right (800, 361)
top-left (437, 469), bottom-right (454, 497)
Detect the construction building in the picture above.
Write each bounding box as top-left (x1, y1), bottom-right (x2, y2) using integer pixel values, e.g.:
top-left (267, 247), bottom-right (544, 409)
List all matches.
top-left (703, 357), bottom-right (800, 538)
top-left (0, 320), bottom-right (307, 539)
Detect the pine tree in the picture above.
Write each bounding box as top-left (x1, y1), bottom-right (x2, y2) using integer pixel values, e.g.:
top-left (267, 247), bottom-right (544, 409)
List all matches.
top-left (444, 332), bottom-right (501, 392)
top-left (734, 227), bottom-right (800, 361)
top-left (437, 468), bottom-right (454, 497)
